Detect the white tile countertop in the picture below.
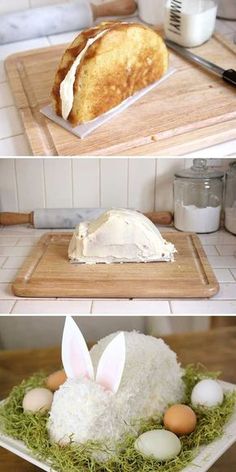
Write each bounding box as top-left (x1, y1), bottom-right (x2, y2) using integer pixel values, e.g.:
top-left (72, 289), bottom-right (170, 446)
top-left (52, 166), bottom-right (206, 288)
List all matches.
top-left (0, 16), bottom-right (236, 156)
top-left (0, 224), bottom-right (236, 315)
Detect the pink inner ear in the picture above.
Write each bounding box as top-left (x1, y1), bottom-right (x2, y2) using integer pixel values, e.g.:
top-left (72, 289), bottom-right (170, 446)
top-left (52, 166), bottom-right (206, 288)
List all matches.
top-left (62, 317), bottom-right (94, 380)
top-left (69, 338), bottom-right (91, 379)
top-left (96, 332), bottom-right (126, 393)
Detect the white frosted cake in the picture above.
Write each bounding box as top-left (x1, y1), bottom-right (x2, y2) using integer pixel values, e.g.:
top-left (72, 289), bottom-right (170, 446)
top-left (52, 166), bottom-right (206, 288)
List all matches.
top-left (68, 209), bottom-right (176, 264)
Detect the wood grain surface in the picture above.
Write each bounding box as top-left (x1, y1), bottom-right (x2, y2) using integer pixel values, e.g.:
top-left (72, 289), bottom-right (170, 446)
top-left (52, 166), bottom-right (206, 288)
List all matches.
top-left (5, 33), bottom-right (236, 156)
top-left (0, 326), bottom-right (236, 471)
top-left (12, 232), bottom-right (219, 299)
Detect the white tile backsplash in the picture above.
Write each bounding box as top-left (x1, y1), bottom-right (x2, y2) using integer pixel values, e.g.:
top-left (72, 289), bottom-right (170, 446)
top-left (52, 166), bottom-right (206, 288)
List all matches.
top-left (72, 159), bottom-right (100, 208)
top-left (0, 158), bottom-right (234, 213)
top-left (155, 158), bottom-right (185, 211)
top-left (0, 159), bottom-right (18, 211)
top-left (128, 159), bottom-right (156, 212)
top-left (100, 159), bottom-right (128, 208)
top-left (44, 159), bottom-right (73, 208)
top-left (16, 159), bottom-right (45, 211)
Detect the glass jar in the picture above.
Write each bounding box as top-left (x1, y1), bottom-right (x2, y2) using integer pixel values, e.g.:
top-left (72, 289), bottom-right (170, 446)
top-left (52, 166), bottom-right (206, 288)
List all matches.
top-left (137, 0), bottom-right (165, 25)
top-left (164, 0), bottom-right (218, 47)
top-left (174, 159), bottom-right (224, 233)
top-left (224, 161), bottom-right (236, 235)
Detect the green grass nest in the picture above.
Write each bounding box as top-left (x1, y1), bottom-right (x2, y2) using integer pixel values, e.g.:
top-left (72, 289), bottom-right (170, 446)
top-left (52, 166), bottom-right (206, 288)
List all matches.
top-left (0, 365), bottom-right (235, 472)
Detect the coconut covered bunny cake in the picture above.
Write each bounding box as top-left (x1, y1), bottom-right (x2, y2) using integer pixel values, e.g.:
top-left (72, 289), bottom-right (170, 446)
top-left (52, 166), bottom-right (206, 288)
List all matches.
top-left (52, 22), bottom-right (168, 126)
top-left (47, 317), bottom-right (184, 452)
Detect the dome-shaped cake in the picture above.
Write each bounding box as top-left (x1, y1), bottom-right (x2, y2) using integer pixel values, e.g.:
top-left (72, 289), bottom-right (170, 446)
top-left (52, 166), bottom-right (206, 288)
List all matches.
top-left (52, 22), bottom-right (168, 126)
top-left (68, 208), bottom-right (176, 263)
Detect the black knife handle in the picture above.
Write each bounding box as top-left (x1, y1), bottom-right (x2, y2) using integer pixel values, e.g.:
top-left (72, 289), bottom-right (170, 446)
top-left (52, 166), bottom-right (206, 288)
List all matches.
top-left (223, 69), bottom-right (236, 86)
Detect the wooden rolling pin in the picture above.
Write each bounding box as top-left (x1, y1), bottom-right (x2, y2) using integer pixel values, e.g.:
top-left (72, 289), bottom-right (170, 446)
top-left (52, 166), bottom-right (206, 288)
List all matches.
top-left (0, 209), bottom-right (173, 229)
top-left (0, 0), bottom-right (137, 45)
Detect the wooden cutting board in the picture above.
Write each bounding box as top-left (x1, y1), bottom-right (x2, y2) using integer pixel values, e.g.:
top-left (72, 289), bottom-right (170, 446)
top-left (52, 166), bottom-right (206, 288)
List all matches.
top-left (12, 232), bottom-right (219, 298)
top-left (5, 32), bottom-right (236, 156)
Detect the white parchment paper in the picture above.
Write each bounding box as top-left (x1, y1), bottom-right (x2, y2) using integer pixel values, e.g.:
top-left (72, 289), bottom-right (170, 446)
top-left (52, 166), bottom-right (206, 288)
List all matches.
top-left (41, 68), bottom-right (175, 139)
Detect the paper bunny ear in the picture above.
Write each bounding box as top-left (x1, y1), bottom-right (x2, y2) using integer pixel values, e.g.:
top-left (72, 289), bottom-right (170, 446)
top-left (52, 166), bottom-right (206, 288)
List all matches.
top-left (96, 332), bottom-right (126, 393)
top-left (62, 317), bottom-right (94, 380)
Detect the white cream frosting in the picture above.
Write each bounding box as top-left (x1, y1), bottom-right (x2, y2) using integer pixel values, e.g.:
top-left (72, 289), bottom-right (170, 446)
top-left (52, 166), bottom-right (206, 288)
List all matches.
top-left (68, 209), bottom-right (176, 264)
top-left (60, 29), bottom-right (109, 120)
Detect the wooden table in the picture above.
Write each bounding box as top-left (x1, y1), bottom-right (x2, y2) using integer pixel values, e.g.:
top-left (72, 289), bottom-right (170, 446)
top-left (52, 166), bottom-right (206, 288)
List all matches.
top-left (0, 326), bottom-right (236, 471)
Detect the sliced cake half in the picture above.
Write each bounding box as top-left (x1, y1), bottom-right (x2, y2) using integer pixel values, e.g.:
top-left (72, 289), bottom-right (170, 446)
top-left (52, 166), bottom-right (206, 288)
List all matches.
top-left (52, 22), bottom-right (168, 126)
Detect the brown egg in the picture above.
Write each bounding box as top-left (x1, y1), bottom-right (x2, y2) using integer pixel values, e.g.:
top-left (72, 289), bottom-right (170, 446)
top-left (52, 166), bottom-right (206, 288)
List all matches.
top-left (46, 370), bottom-right (67, 392)
top-left (164, 404), bottom-right (197, 436)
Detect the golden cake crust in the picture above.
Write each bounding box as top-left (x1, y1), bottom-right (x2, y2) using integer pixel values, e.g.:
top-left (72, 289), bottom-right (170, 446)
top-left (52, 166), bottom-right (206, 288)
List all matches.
top-left (52, 22), bottom-right (168, 126)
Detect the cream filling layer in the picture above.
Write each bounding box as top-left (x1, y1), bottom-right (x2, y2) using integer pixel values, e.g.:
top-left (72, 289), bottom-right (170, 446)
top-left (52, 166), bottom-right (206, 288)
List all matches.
top-left (60, 29), bottom-right (109, 120)
top-left (68, 209), bottom-right (176, 264)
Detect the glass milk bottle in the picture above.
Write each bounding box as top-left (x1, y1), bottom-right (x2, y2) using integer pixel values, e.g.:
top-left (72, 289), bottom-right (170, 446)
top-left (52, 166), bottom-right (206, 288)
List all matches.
top-left (224, 162), bottom-right (236, 235)
top-left (164, 0), bottom-right (218, 47)
top-left (174, 159), bottom-right (224, 233)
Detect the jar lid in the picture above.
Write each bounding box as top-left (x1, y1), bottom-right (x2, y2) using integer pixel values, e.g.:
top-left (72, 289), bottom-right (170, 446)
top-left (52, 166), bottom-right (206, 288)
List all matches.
top-left (175, 159), bottom-right (224, 180)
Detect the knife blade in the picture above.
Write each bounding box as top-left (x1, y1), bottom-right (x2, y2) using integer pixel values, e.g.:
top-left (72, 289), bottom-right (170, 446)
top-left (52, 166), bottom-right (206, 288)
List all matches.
top-left (165, 39), bottom-right (236, 87)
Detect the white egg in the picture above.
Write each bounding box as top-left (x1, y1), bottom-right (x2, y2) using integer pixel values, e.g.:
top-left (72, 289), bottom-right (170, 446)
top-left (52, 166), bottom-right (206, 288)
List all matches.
top-left (23, 388), bottom-right (53, 413)
top-left (134, 429), bottom-right (181, 462)
top-left (191, 379), bottom-right (224, 408)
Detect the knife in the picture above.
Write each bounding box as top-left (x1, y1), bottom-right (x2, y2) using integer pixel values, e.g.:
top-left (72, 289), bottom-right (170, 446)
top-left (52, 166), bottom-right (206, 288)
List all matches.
top-left (0, 209), bottom-right (173, 228)
top-left (165, 39), bottom-right (236, 87)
